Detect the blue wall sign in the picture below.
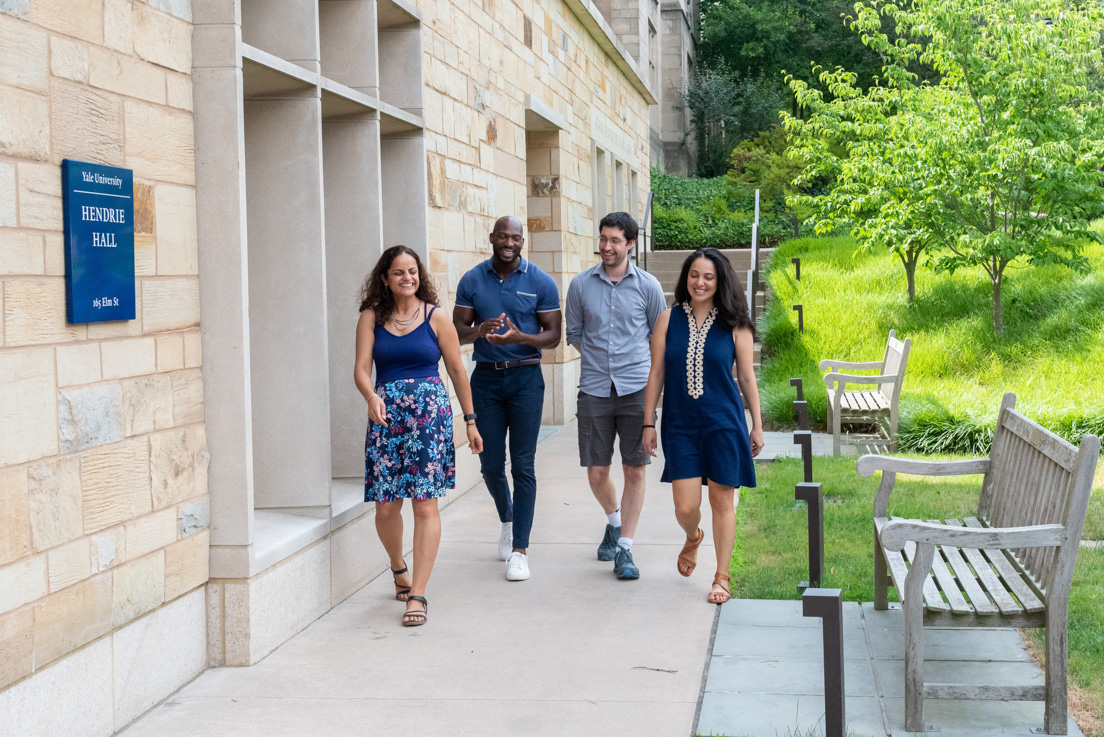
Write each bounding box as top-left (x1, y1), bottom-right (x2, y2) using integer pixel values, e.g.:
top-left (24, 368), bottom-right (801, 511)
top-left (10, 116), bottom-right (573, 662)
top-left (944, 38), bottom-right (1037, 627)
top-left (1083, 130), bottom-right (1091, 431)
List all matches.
top-left (62, 159), bottom-right (136, 323)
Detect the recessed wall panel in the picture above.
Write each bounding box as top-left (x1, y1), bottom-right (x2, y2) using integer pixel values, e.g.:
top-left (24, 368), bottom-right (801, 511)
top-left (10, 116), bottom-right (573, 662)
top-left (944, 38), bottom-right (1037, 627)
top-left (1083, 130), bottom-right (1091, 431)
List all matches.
top-left (244, 97), bottom-right (332, 509)
top-left (323, 118), bottom-right (384, 479)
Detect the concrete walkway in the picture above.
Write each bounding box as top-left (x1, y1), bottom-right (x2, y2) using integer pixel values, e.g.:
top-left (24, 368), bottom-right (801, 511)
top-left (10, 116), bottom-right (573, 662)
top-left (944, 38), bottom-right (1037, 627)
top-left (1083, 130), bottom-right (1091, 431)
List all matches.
top-left (118, 421), bottom-right (720, 737)
top-left (697, 600), bottom-right (1083, 737)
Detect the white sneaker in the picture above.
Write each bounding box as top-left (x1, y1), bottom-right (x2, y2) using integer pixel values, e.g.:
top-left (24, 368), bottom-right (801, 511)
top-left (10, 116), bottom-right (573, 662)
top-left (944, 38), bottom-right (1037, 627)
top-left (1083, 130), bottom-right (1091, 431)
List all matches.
top-left (498, 522), bottom-right (513, 561)
top-left (505, 551), bottom-right (530, 581)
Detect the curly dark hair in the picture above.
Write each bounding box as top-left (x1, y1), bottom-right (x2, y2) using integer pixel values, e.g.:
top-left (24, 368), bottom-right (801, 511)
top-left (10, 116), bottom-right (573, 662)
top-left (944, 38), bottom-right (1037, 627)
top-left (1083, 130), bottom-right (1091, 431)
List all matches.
top-left (358, 245), bottom-right (439, 321)
top-left (673, 247), bottom-right (755, 335)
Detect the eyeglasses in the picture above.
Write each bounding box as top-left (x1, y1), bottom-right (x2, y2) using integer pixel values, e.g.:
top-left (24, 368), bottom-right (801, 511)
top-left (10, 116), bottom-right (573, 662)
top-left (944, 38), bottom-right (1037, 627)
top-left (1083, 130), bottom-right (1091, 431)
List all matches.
top-left (596, 236), bottom-right (628, 247)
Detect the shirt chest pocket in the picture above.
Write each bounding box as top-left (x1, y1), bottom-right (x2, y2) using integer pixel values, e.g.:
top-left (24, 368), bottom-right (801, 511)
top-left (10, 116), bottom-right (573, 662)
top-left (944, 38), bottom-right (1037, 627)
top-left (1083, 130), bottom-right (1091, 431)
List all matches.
top-left (513, 291), bottom-right (538, 313)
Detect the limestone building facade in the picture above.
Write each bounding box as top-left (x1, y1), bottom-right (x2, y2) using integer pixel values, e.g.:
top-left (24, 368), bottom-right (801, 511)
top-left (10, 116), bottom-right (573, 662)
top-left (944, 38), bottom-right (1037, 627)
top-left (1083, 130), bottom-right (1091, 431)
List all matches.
top-left (0, 0), bottom-right (656, 733)
top-left (591, 0), bottom-right (697, 174)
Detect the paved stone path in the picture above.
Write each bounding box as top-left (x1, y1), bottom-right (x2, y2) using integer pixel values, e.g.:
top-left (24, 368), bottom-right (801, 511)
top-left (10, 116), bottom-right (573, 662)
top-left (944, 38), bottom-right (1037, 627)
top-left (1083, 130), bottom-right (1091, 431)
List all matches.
top-left (118, 421), bottom-right (1068, 737)
top-left (119, 421), bottom-right (719, 737)
top-left (697, 600), bottom-right (1083, 737)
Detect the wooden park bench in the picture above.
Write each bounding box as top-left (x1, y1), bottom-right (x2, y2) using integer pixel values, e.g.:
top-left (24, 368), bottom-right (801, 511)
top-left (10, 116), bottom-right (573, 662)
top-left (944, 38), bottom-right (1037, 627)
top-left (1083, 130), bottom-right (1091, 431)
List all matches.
top-left (821, 329), bottom-right (911, 455)
top-left (858, 392), bottom-right (1100, 734)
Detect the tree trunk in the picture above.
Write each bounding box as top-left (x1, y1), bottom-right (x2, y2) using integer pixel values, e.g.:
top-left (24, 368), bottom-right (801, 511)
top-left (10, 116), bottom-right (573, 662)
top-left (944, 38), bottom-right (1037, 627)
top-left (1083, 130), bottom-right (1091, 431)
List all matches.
top-left (991, 272), bottom-right (1003, 334)
top-left (791, 216), bottom-right (800, 239)
top-left (899, 248), bottom-right (921, 305)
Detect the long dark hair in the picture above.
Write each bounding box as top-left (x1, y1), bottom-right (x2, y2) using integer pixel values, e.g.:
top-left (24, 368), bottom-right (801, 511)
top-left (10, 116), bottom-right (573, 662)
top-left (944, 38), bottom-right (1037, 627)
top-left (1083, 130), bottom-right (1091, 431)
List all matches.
top-left (673, 247), bottom-right (755, 334)
top-left (358, 245), bottom-right (439, 321)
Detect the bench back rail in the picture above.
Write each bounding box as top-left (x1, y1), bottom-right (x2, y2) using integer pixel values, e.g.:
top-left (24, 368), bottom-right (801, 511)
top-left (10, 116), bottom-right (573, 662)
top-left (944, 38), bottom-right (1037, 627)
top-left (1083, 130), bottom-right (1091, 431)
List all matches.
top-left (978, 393), bottom-right (1096, 603)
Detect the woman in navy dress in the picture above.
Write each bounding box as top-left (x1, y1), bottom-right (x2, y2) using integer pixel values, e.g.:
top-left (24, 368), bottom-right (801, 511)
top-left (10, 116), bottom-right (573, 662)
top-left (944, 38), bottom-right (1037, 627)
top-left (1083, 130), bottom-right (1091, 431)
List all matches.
top-left (642, 247), bottom-right (764, 603)
top-left (354, 246), bottom-right (483, 626)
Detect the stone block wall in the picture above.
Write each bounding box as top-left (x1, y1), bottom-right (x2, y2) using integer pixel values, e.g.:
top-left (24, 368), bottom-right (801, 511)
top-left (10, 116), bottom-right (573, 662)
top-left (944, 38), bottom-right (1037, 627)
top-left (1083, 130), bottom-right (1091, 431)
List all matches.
top-left (659, 0), bottom-right (695, 175)
top-left (0, 1), bottom-right (208, 731)
top-left (419, 0), bottom-right (653, 417)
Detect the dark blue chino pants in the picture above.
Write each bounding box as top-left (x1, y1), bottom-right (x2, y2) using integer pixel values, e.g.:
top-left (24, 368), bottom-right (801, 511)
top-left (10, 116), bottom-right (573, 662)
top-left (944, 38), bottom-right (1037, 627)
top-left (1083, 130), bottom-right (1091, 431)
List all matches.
top-left (470, 364), bottom-right (544, 549)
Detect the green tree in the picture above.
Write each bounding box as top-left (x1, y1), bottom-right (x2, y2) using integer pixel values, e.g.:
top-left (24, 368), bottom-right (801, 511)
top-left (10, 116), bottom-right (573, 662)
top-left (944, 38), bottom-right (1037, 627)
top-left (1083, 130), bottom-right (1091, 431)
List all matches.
top-left (784, 0), bottom-right (1104, 331)
top-left (699, 0), bottom-right (885, 104)
top-left (683, 64), bottom-right (787, 177)
top-left (727, 126), bottom-right (829, 238)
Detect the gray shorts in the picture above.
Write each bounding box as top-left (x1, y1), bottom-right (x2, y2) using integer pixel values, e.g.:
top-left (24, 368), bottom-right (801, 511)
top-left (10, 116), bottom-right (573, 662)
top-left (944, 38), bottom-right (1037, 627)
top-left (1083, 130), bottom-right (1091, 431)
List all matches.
top-left (576, 386), bottom-right (651, 467)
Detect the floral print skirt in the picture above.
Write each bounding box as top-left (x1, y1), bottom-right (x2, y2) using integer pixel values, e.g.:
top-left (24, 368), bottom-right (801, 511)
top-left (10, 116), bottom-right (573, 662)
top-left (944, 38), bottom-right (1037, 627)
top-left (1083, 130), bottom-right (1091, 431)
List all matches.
top-left (365, 376), bottom-right (455, 503)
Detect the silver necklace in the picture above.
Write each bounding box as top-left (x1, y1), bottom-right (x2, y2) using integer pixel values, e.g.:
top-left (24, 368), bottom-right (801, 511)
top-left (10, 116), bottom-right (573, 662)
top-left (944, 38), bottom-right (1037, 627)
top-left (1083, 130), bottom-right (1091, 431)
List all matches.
top-left (390, 305), bottom-right (420, 329)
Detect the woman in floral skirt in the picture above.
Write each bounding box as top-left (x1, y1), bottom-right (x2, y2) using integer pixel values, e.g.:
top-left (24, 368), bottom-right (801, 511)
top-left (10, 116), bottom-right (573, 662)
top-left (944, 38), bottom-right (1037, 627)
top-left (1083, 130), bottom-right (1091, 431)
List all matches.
top-left (354, 245), bottom-right (482, 626)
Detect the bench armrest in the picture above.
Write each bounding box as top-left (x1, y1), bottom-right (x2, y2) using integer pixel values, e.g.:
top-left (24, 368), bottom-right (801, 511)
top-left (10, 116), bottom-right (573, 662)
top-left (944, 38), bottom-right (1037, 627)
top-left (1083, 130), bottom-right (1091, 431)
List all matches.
top-left (856, 456), bottom-right (990, 478)
top-left (823, 372), bottom-right (898, 390)
top-left (858, 455), bottom-right (990, 518)
top-left (881, 519), bottom-right (1067, 552)
top-left (818, 359), bottom-right (883, 371)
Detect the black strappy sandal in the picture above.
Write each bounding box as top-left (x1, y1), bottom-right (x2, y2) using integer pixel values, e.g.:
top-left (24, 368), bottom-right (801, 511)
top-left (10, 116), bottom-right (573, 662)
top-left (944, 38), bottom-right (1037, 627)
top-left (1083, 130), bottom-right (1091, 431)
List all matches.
top-left (391, 563), bottom-right (411, 602)
top-left (402, 595), bottom-right (428, 627)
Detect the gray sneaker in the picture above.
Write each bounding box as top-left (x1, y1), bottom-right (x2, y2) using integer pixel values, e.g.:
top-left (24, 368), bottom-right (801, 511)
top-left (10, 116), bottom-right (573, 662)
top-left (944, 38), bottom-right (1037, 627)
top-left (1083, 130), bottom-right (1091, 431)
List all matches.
top-left (597, 523), bottom-right (621, 561)
top-left (614, 546), bottom-right (639, 580)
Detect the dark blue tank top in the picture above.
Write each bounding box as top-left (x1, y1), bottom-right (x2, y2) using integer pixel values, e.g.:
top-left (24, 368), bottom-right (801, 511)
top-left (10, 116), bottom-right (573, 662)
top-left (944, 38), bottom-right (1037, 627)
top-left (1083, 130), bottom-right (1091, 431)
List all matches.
top-left (373, 305), bottom-right (442, 385)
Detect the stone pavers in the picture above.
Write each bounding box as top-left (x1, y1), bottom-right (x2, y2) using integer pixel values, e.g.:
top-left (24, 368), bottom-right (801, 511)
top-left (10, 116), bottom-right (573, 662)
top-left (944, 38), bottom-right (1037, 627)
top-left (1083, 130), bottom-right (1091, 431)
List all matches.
top-left (117, 421), bottom-right (719, 737)
top-left (697, 600), bottom-right (1084, 737)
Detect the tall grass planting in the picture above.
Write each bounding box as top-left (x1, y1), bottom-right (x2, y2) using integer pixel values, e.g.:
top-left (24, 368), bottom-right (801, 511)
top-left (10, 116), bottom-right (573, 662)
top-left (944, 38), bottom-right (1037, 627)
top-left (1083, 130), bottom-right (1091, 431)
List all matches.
top-left (758, 236), bottom-right (1104, 454)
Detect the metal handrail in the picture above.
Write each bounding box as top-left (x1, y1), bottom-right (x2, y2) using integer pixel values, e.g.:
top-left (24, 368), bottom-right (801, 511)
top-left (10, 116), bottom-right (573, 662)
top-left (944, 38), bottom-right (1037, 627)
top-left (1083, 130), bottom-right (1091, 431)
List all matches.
top-left (640, 190), bottom-right (654, 271)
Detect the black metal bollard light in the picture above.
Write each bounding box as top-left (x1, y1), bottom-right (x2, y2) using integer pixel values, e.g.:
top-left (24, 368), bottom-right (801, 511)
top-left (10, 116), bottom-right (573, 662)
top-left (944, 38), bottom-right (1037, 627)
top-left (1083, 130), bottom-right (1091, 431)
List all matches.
top-left (791, 377), bottom-right (810, 431)
top-left (793, 430), bottom-right (813, 484)
top-left (792, 304), bottom-right (804, 332)
top-left (802, 588), bottom-right (846, 737)
top-left (796, 481), bottom-right (824, 589)
top-left (793, 401), bottom-right (809, 431)
top-left (792, 257), bottom-right (801, 281)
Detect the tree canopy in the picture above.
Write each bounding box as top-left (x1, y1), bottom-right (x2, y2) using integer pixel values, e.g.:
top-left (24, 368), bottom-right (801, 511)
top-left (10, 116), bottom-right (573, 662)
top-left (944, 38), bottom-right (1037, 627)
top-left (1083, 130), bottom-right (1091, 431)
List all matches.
top-left (699, 0), bottom-right (886, 97)
top-left (783, 0), bottom-right (1104, 332)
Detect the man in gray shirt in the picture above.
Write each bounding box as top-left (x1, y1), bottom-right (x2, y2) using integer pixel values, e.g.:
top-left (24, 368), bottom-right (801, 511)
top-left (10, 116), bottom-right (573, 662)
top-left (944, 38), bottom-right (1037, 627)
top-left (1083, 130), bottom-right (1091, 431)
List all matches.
top-left (566, 211), bottom-right (666, 580)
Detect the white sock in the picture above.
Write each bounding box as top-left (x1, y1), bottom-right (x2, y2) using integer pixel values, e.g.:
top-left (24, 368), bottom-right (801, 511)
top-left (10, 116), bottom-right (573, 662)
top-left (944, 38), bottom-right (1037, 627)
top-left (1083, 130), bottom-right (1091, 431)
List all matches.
top-left (617, 537), bottom-right (633, 550)
top-left (607, 509), bottom-right (621, 527)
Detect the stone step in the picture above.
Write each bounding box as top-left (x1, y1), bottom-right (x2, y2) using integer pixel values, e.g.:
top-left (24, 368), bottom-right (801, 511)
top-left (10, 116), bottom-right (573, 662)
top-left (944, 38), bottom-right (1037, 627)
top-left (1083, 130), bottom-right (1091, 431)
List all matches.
top-left (641, 246), bottom-right (774, 273)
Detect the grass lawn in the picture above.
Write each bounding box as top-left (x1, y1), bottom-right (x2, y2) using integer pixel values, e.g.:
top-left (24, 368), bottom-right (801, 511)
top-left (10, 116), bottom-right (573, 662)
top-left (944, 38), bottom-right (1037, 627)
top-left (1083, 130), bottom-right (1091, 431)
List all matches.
top-left (757, 235), bottom-right (1104, 454)
top-left (734, 456), bottom-right (1104, 736)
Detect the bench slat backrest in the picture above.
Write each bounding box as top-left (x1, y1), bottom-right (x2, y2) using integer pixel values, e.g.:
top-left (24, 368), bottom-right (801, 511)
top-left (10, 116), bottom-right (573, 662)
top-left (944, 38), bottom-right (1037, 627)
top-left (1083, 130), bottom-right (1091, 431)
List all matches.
top-left (978, 393), bottom-right (1098, 597)
top-left (878, 329), bottom-right (911, 407)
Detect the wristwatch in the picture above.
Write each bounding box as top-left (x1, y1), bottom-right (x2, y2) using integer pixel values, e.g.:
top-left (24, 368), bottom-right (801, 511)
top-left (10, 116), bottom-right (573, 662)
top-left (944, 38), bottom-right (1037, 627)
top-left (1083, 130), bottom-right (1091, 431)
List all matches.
top-left (463, 413), bottom-right (477, 422)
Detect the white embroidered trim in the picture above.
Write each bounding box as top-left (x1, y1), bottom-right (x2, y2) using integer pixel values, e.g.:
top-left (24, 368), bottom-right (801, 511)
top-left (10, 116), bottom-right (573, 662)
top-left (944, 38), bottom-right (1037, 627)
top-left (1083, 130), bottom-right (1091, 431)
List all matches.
top-left (683, 303), bottom-right (716, 399)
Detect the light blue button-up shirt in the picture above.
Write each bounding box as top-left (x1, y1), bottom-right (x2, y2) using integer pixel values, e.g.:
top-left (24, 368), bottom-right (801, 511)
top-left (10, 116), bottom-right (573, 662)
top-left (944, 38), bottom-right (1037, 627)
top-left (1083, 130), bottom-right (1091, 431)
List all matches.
top-left (566, 261), bottom-right (667, 397)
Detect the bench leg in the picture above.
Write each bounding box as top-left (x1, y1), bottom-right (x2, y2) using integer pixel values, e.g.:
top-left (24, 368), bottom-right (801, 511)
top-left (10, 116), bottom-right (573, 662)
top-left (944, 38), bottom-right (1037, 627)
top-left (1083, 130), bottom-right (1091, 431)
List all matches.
top-left (874, 533), bottom-right (888, 611)
top-left (903, 600), bottom-right (925, 731)
top-left (830, 402), bottom-right (841, 456)
top-left (903, 544), bottom-right (933, 733)
top-left (1044, 605), bottom-right (1069, 734)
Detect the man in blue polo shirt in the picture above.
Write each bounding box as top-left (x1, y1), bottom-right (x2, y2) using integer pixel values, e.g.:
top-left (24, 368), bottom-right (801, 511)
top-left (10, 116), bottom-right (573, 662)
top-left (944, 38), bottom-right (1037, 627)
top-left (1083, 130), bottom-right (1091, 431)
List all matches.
top-left (566, 212), bottom-right (665, 581)
top-left (454, 215), bottom-right (561, 582)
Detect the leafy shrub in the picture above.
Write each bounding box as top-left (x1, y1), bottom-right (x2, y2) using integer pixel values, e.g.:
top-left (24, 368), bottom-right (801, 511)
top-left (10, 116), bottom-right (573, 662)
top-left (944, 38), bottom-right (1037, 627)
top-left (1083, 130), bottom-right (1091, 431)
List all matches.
top-left (650, 167), bottom-right (813, 250)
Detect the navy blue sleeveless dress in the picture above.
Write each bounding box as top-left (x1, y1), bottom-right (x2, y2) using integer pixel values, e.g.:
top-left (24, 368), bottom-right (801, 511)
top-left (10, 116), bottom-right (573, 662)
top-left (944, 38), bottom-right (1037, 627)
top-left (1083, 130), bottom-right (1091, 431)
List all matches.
top-left (365, 305), bottom-right (455, 502)
top-left (660, 304), bottom-right (756, 488)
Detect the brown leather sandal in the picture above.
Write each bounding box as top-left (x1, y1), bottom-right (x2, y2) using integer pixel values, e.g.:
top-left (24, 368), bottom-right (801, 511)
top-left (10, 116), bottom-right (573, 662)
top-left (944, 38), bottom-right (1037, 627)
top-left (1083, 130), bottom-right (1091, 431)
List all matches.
top-left (677, 528), bottom-right (705, 577)
top-left (391, 563), bottom-right (411, 602)
top-left (708, 572), bottom-right (731, 604)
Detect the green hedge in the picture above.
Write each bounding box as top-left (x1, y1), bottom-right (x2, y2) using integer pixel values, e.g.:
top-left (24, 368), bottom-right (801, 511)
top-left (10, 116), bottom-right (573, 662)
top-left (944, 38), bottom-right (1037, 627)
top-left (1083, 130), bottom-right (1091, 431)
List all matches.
top-left (650, 168), bottom-right (812, 250)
